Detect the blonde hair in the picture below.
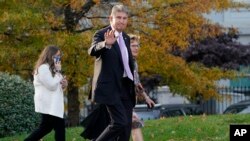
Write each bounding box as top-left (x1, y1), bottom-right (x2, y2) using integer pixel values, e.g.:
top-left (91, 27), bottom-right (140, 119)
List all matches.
top-left (128, 34), bottom-right (140, 44)
top-left (33, 45), bottom-right (60, 76)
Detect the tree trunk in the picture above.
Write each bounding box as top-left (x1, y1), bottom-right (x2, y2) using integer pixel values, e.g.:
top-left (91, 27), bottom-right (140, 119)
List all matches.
top-left (67, 82), bottom-right (80, 127)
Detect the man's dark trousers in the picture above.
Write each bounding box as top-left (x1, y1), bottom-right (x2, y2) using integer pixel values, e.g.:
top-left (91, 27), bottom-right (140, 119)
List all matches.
top-left (95, 77), bottom-right (134, 141)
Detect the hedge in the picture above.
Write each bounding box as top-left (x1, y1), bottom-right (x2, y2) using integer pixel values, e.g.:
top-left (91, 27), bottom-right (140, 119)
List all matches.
top-left (0, 72), bottom-right (39, 138)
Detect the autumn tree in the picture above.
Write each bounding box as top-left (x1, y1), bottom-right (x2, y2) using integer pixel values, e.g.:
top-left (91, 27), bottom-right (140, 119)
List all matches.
top-left (0, 0), bottom-right (240, 125)
top-left (127, 0), bottom-right (237, 100)
top-left (0, 0), bottom-right (95, 126)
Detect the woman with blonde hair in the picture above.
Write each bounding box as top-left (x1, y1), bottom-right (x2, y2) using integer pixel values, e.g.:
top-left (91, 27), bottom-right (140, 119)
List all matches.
top-left (24, 45), bottom-right (67, 141)
top-left (129, 34), bottom-right (155, 141)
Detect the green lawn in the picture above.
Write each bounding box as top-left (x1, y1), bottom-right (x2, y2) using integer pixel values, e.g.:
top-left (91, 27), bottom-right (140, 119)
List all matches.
top-left (1, 114), bottom-right (250, 141)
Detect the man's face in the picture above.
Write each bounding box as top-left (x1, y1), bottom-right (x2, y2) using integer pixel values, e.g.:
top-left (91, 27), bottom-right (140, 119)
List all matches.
top-left (130, 40), bottom-right (140, 58)
top-left (110, 11), bottom-right (128, 32)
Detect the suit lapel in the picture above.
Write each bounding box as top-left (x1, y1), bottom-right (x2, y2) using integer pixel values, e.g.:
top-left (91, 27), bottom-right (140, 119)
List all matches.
top-left (124, 35), bottom-right (129, 49)
top-left (113, 41), bottom-right (123, 66)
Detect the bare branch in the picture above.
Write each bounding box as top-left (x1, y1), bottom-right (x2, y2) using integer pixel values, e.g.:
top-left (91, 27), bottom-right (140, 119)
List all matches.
top-left (64, 0), bottom-right (96, 31)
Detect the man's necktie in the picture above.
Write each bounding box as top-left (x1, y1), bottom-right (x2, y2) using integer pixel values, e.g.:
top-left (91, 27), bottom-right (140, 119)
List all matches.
top-left (118, 34), bottom-right (133, 80)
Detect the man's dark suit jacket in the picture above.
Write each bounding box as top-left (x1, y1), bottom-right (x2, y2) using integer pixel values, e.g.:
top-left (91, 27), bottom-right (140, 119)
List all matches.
top-left (88, 26), bottom-right (136, 106)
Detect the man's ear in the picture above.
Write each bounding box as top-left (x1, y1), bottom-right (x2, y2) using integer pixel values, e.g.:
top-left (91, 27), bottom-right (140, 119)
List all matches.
top-left (109, 15), bottom-right (113, 22)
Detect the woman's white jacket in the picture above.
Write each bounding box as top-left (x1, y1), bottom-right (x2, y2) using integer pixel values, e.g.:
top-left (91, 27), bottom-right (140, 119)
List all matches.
top-left (33, 64), bottom-right (64, 118)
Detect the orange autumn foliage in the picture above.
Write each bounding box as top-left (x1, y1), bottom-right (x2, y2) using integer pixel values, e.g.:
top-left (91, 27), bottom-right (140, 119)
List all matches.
top-left (127, 0), bottom-right (234, 99)
top-left (0, 1), bottom-right (239, 124)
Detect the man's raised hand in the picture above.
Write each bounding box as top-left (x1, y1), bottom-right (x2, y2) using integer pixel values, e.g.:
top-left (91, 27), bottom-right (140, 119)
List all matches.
top-left (104, 30), bottom-right (117, 47)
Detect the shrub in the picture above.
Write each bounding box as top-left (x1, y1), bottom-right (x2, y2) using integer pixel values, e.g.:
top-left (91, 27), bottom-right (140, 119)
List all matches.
top-left (0, 72), bottom-right (39, 138)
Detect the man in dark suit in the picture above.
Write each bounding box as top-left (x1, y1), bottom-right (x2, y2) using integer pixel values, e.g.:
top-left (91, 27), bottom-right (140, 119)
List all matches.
top-left (88, 4), bottom-right (135, 141)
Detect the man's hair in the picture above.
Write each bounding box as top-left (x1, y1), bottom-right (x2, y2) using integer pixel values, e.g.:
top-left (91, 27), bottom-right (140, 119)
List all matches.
top-left (111, 4), bottom-right (129, 16)
top-left (128, 34), bottom-right (140, 44)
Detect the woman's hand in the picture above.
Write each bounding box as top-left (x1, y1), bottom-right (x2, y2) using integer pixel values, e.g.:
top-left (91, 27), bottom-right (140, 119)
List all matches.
top-left (132, 112), bottom-right (140, 121)
top-left (145, 94), bottom-right (155, 109)
top-left (61, 76), bottom-right (68, 90)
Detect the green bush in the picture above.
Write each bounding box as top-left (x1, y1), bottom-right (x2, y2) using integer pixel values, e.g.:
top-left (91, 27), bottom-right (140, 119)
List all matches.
top-left (0, 72), bottom-right (39, 138)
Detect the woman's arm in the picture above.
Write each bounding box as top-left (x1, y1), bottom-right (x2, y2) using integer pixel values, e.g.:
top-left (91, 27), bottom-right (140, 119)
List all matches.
top-left (37, 64), bottom-right (63, 91)
top-left (136, 83), bottom-right (155, 108)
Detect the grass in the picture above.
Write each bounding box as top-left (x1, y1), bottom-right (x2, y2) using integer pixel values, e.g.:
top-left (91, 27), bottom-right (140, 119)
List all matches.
top-left (1, 114), bottom-right (250, 141)
top-left (0, 127), bottom-right (84, 141)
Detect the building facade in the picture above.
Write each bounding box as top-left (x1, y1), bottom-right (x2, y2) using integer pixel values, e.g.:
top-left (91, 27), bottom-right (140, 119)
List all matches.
top-left (205, 0), bottom-right (250, 45)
